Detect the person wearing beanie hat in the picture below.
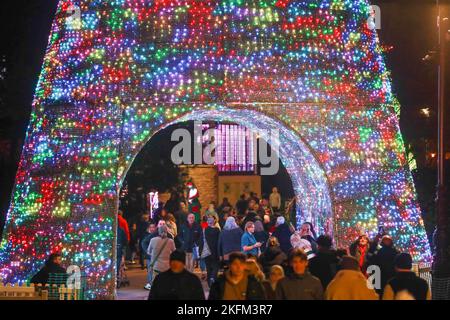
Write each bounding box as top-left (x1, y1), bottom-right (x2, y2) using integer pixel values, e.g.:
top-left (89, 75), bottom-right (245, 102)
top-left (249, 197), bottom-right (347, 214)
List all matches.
top-left (148, 249), bottom-right (205, 300)
top-left (382, 253), bottom-right (431, 300)
top-left (370, 234), bottom-right (399, 295)
top-left (169, 249), bottom-right (186, 264)
top-left (309, 235), bottom-right (339, 290)
top-left (324, 256), bottom-right (379, 300)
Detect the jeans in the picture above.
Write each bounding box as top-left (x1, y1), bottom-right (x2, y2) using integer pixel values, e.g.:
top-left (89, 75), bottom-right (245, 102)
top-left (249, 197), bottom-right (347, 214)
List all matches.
top-left (200, 258), bottom-right (206, 272)
top-left (204, 256), bottom-right (220, 287)
top-left (186, 252), bottom-right (195, 272)
top-left (146, 258), bottom-right (153, 284)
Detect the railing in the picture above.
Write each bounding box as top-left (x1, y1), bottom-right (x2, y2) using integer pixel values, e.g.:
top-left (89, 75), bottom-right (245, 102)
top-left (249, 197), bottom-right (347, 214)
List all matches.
top-left (413, 262), bottom-right (432, 290)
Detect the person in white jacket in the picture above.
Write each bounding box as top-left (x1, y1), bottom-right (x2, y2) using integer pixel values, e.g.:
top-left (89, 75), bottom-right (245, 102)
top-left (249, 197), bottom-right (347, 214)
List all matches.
top-left (269, 187), bottom-right (281, 212)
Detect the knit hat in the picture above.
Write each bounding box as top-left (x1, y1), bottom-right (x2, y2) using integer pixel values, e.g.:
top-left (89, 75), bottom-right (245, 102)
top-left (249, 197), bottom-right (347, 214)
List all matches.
top-left (170, 250), bottom-right (186, 264)
top-left (339, 255), bottom-right (360, 271)
top-left (394, 253), bottom-right (412, 270)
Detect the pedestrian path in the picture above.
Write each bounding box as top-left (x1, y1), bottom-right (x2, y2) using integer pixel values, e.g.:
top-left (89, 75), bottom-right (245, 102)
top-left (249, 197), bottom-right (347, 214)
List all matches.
top-left (116, 263), bottom-right (210, 300)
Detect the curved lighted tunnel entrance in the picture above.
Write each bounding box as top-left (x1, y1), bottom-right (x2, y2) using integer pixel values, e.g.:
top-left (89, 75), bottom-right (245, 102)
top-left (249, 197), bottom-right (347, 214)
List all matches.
top-left (119, 106), bottom-right (334, 236)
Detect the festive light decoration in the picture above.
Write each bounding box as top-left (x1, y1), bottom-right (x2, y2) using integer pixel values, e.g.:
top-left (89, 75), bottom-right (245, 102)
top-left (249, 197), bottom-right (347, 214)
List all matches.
top-left (0, 0), bottom-right (431, 299)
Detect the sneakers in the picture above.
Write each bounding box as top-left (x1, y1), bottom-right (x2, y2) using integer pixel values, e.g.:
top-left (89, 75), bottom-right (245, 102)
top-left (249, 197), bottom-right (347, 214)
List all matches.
top-left (144, 283), bottom-right (151, 290)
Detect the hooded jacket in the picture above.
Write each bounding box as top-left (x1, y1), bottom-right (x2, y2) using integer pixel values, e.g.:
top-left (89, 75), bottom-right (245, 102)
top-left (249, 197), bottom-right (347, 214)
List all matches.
top-left (325, 269), bottom-right (379, 300)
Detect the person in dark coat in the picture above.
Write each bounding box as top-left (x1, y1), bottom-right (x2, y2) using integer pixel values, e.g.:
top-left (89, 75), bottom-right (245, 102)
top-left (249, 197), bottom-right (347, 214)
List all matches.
top-left (137, 213), bottom-right (150, 269)
top-left (275, 249), bottom-right (323, 300)
top-left (148, 250), bottom-right (205, 300)
top-left (164, 191), bottom-right (181, 215)
top-left (253, 220), bottom-right (269, 249)
top-left (262, 265), bottom-right (285, 300)
top-left (30, 253), bottom-right (67, 285)
top-left (370, 235), bottom-right (399, 294)
top-left (218, 217), bottom-right (244, 262)
top-left (272, 216), bottom-right (293, 255)
top-left (178, 213), bottom-right (202, 272)
top-left (382, 253), bottom-right (431, 300)
top-left (258, 237), bottom-right (288, 276)
top-left (208, 252), bottom-right (266, 300)
top-left (235, 194), bottom-right (249, 216)
top-left (199, 217), bottom-right (221, 287)
top-left (308, 235), bottom-right (339, 290)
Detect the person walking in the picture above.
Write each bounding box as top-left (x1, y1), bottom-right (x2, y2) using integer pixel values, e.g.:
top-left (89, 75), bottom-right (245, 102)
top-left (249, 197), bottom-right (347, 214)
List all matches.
top-left (218, 217), bottom-right (244, 262)
top-left (275, 249), bottom-right (323, 300)
top-left (382, 253), bottom-right (431, 300)
top-left (272, 216), bottom-right (293, 255)
top-left (324, 255), bottom-right (379, 300)
top-left (241, 221), bottom-right (262, 257)
top-left (148, 250), bottom-right (205, 300)
top-left (208, 252), bottom-right (266, 300)
top-left (147, 225), bottom-right (176, 285)
top-left (179, 213), bottom-right (202, 272)
top-left (137, 213), bottom-right (150, 270)
top-left (258, 237), bottom-right (288, 277)
top-left (141, 222), bottom-right (157, 290)
top-left (199, 217), bottom-right (221, 287)
top-left (262, 265), bottom-right (285, 300)
top-left (308, 235), bottom-right (339, 290)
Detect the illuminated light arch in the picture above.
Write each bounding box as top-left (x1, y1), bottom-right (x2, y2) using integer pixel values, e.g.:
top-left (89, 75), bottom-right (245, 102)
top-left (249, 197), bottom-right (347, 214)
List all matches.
top-left (0, 0), bottom-right (431, 299)
top-left (120, 106), bottom-right (334, 234)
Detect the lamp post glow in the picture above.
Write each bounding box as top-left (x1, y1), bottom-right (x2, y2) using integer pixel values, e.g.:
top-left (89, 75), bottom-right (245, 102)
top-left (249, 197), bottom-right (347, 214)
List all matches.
top-left (432, 0), bottom-right (450, 300)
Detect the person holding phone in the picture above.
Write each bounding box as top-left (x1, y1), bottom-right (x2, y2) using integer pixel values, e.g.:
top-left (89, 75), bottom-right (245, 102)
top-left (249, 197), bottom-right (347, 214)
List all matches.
top-left (241, 221), bottom-right (262, 257)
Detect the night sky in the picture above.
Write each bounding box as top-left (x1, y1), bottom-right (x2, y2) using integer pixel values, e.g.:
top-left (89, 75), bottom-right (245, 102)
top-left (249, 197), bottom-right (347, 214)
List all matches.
top-left (0, 0), bottom-right (449, 231)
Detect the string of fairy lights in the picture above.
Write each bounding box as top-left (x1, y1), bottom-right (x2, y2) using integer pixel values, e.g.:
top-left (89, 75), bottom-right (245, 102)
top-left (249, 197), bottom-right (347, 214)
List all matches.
top-left (0, 0), bottom-right (431, 299)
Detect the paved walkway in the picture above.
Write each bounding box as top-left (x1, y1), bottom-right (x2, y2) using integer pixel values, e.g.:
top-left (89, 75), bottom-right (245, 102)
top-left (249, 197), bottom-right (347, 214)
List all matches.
top-left (116, 263), bottom-right (210, 300)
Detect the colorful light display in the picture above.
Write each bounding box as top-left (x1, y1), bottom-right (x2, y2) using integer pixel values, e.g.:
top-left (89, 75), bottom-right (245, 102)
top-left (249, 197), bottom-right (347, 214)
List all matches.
top-left (0, 0), bottom-right (431, 299)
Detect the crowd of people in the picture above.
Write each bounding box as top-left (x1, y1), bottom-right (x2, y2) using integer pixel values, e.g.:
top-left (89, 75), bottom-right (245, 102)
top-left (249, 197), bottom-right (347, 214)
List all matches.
top-left (114, 186), bottom-right (431, 300)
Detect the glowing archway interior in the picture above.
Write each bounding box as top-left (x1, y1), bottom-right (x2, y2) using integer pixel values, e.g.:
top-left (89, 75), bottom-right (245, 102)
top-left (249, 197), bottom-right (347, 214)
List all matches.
top-left (124, 106), bottom-right (334, 234)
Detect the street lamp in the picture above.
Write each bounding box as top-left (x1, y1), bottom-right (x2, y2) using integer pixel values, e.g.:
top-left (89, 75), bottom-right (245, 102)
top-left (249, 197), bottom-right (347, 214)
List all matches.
top-left (432, 0), bottom-right (450, 300)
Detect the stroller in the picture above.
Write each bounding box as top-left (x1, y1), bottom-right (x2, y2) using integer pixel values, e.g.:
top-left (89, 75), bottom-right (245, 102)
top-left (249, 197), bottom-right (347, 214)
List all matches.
top-left (117, 227), bottom-right (130, 288)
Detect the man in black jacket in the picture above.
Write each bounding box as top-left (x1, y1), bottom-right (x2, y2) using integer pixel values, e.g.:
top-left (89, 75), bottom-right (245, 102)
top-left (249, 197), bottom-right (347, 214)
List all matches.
top-left (30, 253), bottom-right (67, 285)
top-left (179, 213), bottom-right (202, 272)
top-left (209, 252), bottom-right (266, 300)
top-left (148, 250), bottom-right (205, 300)
top-left (308, 235), bottom-right (339, 290)
top-left (199, 217), bottom-right (221, 287)
top-left (370, 235), bottom-right (399, 294)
